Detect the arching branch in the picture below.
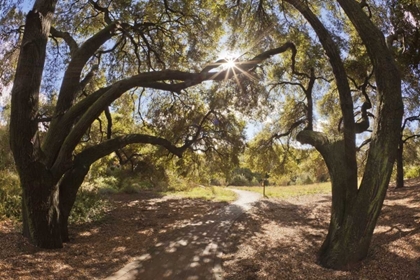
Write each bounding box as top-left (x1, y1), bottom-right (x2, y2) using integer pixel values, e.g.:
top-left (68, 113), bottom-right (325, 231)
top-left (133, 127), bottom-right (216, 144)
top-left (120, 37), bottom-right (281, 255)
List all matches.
top-left (360, 0), bottom-right (372, 18)
top-left (284, 0), bottom-right (357, 183)
top-left (272, 119), bottom-right (307, 140)
top-left (88, 0), bottom-right (112, 24)
top-left (50, 27), bottom-right (78, 55)
top-left (401, 115), bottom-right (420, 143)
top-left (48, 44), bottom-right (300, 173)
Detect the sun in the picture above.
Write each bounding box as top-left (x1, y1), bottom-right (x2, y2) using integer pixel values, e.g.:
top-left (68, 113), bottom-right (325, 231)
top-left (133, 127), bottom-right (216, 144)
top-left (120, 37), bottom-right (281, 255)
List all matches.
top-left (218, 50), bottom-right (240, 69)
top-left (223, 57), bottom-right (237, 69)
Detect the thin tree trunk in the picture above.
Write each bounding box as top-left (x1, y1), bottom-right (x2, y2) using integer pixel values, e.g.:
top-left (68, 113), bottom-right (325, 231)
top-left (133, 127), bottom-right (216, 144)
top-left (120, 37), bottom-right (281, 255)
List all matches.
top-left (396, 140), bottom-right (404, 188)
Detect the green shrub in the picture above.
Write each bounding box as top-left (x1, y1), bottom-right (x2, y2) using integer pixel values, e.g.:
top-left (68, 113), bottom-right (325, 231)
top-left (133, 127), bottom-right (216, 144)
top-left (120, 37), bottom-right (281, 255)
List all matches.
top-left (0, 166), bottom-right (110, 224)
top-left (120, 181), bottom-right (147, 193)
top-left (270, 175), bottom-right (291, 186)
top-left (91, 175), bottom-right (120, 194)
top-left (295, 172), bottom-right (314, 185)
top-left (69, 188), bottom-right (110, 224)
top-left (230, 174), bottom-right (251, 186)
top-left (166, 172), bottom-right (194, 191)
top-left (405, 166), bottom-right (420, 179)
top-left (0, 170), bottom-right (21, 220)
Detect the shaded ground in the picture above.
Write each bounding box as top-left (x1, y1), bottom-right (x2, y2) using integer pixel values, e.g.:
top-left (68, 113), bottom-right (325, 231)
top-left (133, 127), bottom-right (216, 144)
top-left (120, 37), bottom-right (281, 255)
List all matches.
top-left (0, 192), bottom-right (228, 279)
top-left (105, 189), bottom-right (261, 280)
top-left (223, 181), bottom-right (420, 280)
top-left (0, 182), bottom-right (419, 279)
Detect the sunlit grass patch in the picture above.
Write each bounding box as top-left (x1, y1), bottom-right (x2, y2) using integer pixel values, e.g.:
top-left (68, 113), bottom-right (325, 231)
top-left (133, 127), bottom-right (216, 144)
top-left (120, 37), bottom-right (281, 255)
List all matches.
top-left (164, 186), bottom-right (237, 202)
top-left (234, 182), bottom-right (331, 199)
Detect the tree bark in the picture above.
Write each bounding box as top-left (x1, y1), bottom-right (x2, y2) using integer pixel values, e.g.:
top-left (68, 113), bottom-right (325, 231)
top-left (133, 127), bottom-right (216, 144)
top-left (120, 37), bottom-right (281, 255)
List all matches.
top-left (297, 131), bottom-right (360, 268)
top-left (9, 0), bottom-right (61, 248)
top-left (20, 163), bottom-right (62, 248)
top-left (57, 133), bottom-right (190, 241)
top-left (297, 129), bottom-right (399, 269)
top-left (395, 140), bottom-right (404, 188)
top-left (293, 0), bottom-right (403, 270)
top-left (59, 163), bottom-right (90, 242)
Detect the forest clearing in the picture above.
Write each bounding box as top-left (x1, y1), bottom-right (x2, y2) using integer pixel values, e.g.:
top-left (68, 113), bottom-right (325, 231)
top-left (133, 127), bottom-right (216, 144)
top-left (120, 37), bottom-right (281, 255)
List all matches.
top-left (1, 181), bottom-right (418, 280)
top-left (1, 0), bottom-right (420, 278)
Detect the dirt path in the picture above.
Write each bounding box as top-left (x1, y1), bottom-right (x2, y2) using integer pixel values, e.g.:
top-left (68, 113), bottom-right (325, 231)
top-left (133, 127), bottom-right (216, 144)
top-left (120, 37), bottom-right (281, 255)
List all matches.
top-left (105, 189), bottom-right (261, 280)
top-left (1, 184), bottom-right (418, 279)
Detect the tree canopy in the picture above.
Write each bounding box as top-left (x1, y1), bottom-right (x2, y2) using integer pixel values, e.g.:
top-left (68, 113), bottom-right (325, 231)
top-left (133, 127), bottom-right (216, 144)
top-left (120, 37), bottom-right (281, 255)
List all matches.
top-left (1, 0), bottom-right (417, 270)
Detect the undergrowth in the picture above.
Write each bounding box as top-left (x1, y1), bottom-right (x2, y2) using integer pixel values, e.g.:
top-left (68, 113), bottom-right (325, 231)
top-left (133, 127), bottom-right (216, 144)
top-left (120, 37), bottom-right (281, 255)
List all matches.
top-left (0, 170), bottom-right (21, 220)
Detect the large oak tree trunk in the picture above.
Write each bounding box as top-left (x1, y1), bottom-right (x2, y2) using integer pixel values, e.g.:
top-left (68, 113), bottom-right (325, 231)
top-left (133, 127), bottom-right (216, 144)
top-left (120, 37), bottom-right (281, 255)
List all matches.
top-left (297, 132), bottom-right (360, 269)
top-left (291, 0), bottom-right (403, 270)
top-left (20, 164), bottom-right (62, 248)
top-left (9, 1), bottom-right (60, 248)
top-left (298, 128), bottom-right (400, 269)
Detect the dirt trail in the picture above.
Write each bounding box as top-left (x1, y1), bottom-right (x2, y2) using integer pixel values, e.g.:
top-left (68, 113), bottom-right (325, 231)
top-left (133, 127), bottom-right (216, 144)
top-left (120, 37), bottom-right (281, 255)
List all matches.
top-left (105, 189), bottom-right (261, 280)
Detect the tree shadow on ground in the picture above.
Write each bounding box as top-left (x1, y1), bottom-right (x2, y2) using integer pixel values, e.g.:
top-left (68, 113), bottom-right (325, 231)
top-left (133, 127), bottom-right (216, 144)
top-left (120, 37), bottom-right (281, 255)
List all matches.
top-left (223, 188), bottom-right (420, 280)
top-left (1, 186), bottom-right (419, 280)
top-left (0, 191), bottom-right (234, 279)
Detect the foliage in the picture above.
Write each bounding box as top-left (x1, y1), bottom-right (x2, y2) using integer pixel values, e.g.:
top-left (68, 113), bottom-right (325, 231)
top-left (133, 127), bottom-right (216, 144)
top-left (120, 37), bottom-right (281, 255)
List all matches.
top-left (0, 124), bottom-right (20, 220)
top-left (0, 125), bottom-right (14, 170)
top-left (0, 170), bottom-right (20, 220)
top-left (69, 188), bottom-right (111, 224)
top-left (0, 0), bottom-right (415, 267)
top-left (405, 166), bottom-right (420, 179)
top-left (245, 136), bottom-right (329, 186)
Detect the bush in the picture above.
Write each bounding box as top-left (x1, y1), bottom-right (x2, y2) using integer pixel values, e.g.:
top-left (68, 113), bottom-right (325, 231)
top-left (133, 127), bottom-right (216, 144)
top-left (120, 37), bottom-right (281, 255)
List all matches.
top-left (295, 173), bottom-right (314, 185)
top-left (230, 174), bottom-right (251, 186)
top-left (0, 170), bottom-right (21, 220)
top-left (69, 188), bottom-right (110, 224)
top-left (210, 178), bottom-right (223, 186)
top-left (166, 173), bottom-right (194, 191)
top-left (270, 175), bottom-right (291, 186)
top-left (0, 169), bottom-right (110, 224)
top-left (92, 175), bottom-right (120, 194)
top-left (405, 165), bottom-right (420, 179)
top-left (119, 179), bottom-right (154, 193)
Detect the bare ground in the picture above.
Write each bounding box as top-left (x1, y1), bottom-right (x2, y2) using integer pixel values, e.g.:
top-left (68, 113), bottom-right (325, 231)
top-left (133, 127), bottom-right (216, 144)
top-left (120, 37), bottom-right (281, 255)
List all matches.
top-left (0, 182), bottom-right (419, 280)
top-left (223, 181), bottom-right (420, 280)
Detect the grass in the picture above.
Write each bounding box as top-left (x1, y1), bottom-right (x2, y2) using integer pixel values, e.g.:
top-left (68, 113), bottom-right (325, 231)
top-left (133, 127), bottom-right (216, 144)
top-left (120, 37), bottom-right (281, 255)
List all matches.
top-left (233, 182), bottom-right (331, 199)
top-left (164, 186), bottom-right (237, 202)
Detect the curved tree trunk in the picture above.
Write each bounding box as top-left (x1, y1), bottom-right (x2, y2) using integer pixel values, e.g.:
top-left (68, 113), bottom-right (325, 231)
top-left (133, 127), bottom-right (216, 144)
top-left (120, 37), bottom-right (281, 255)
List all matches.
top-left (9, 1), bottom-right (61, 248)
top-left (293, 0), bottom-right (403, 270)
top-left (57, 133), bottom-right (187, 241)
top-left (59, 164), bottom-right (90, 242)
top-left (297, 131), bottom-right (361, 269)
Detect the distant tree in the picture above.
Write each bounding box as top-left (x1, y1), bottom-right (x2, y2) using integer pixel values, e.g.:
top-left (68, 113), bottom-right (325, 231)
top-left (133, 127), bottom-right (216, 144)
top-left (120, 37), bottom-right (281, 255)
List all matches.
top-left (396, 115), bottom-right (420, 188)
top-left (386, 0), bottom-right (420, 188)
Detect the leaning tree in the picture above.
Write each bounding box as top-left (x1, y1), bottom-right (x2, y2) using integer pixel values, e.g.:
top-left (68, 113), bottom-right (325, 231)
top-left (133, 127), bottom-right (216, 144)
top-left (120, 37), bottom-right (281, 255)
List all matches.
top-left (274, 0), bottom-right (402, 269)
top-left (3, 0), bottom-right (404, 271)
top-left (4, 0), bottom-right (299, 248)
top-left (228, 0), bottom-right (403, 269)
